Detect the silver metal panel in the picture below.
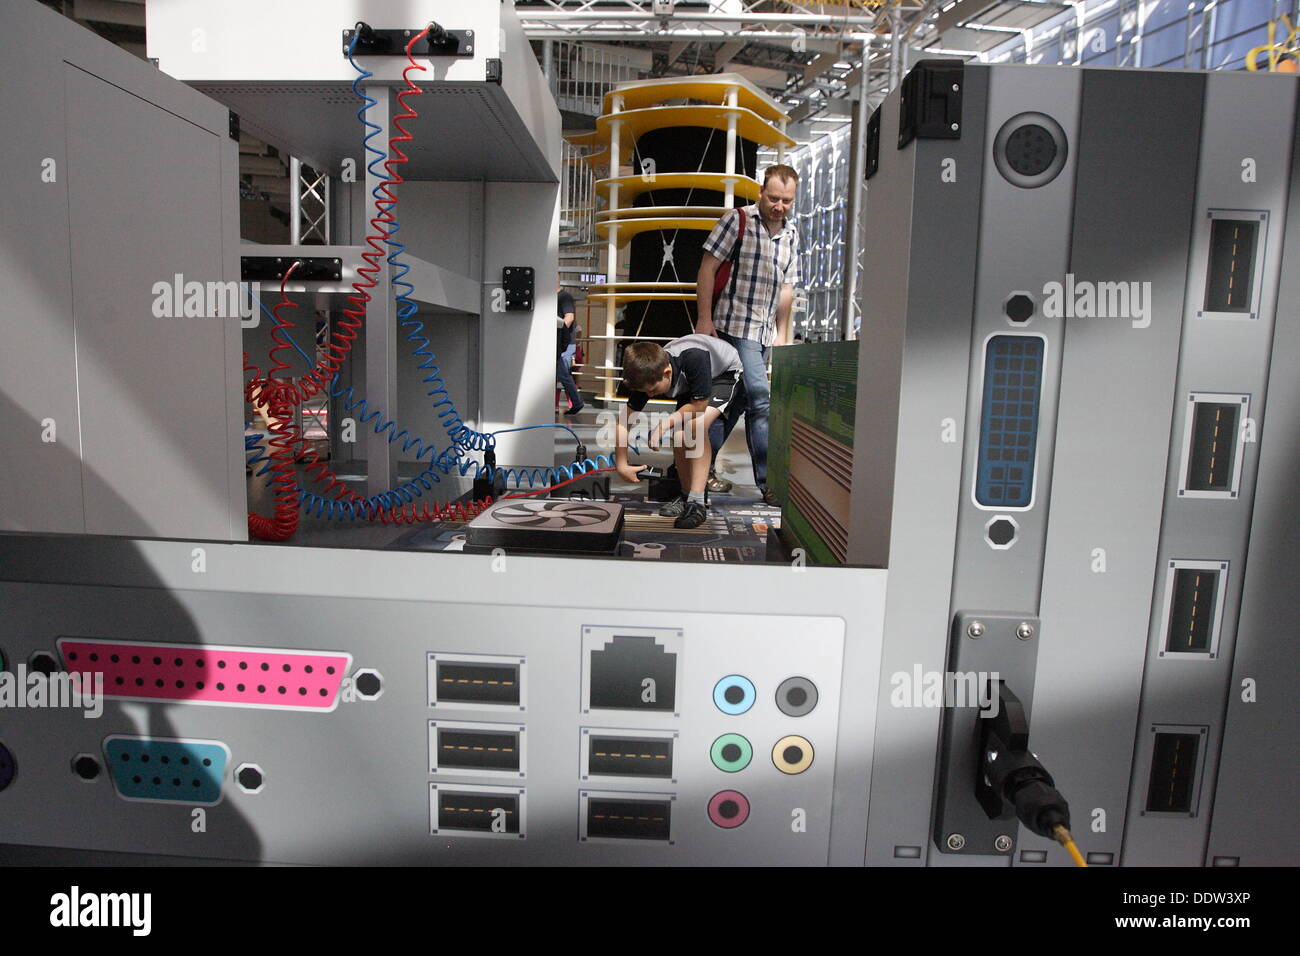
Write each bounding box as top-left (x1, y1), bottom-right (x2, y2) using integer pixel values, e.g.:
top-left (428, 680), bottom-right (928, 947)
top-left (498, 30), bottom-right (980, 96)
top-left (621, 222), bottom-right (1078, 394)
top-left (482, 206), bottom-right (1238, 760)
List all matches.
top-left (0, 1), bottom-right (84, 534)
top-left (1206, 82), bottom-right (1300, 866)
top-left (929, 65), bottom-right (1081, 865)
top-left (948, 65), bottom-right (1080, 614)
top-left (0, 534), bottom-right (882, 866)
top-left (1124, 72), bottom-right (1299, 865)
top-left (147, 1), bottom-right (560, 184)
top-left (65, 66), bottom-right (239, 539)
top-left (860, 66), bottom-right (989, 866)
top-left (192, 83), bottom-right (557, 184)
top-left (1025, 68), bottom-right (1205, 867)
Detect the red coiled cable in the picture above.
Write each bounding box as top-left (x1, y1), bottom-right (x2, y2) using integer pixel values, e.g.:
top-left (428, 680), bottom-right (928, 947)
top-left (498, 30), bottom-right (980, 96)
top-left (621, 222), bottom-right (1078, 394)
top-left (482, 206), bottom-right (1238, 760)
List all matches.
top-left (256, 26), bottom-right (434, 410)
top-left (247, 263), bottom-right (305, 541)
top-left (245, 28), bottom-right (446, 538)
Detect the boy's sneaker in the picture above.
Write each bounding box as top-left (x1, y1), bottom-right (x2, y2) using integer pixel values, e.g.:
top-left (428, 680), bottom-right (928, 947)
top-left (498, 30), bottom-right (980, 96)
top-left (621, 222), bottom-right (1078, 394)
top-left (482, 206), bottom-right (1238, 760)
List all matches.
top-left (674, 501), bottom-right (708, 529)
top-left (706, 469), bottom-right (733, 494)
top-left (658, 494), bottom-right (688, 518)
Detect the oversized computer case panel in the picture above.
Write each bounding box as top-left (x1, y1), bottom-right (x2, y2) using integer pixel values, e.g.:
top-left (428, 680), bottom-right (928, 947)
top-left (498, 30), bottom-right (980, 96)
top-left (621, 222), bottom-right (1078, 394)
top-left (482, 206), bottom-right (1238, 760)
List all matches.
top-left (0, 0), bottom-right (245, 540)
top-left (0, 535), bottom-right (883, 866)
top-left (857, 62), bottom-right (1298, 866)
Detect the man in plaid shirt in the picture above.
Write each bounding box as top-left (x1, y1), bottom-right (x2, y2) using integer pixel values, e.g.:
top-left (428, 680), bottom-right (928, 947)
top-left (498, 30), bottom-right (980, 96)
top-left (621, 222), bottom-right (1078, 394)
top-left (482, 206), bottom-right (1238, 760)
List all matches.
top-left (695, 164), bottom-right (801, 506)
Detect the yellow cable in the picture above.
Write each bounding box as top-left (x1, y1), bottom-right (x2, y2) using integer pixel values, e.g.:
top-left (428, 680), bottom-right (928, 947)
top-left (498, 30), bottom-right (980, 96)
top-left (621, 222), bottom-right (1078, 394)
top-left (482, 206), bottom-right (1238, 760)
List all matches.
top-left (1053, 825), bottom-right (1088, 867)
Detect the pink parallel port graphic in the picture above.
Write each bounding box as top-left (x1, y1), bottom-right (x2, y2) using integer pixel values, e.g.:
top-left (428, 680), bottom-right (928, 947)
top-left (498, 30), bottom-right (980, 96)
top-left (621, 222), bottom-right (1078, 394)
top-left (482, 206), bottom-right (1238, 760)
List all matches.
top-left (56, 639), bottom-right (352, 712)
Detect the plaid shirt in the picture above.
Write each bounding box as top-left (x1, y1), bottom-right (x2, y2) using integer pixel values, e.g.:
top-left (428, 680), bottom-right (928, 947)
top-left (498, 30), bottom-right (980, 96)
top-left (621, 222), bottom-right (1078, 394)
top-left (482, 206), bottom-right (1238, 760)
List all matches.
top-left (702, 204), bottom-right (801, 347)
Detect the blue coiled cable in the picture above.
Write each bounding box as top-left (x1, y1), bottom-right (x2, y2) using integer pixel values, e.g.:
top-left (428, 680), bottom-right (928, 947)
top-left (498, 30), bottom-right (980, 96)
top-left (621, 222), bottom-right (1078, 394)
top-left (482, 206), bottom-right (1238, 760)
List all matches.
top-left (245, 37), bottom-right (638, 519)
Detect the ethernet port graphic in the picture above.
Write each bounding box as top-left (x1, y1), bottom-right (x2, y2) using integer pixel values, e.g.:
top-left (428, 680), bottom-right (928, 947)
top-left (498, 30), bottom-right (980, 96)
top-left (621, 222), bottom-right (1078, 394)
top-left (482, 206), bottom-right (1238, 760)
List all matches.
top-left (582, 627), bottom-right (682, 715)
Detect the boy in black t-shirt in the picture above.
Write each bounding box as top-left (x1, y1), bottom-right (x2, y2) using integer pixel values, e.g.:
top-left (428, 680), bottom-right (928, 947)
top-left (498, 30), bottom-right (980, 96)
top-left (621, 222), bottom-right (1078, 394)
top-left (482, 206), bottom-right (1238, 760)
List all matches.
top-left (614, 334), bottom-right (745, 529)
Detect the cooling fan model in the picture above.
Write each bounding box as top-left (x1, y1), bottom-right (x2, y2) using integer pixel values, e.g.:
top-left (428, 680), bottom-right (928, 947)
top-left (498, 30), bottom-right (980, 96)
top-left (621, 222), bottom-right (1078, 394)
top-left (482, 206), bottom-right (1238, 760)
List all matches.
top-left (464, 498), bottom-right (625, 555)
top-left (489, 501), bottom-right (612, 530)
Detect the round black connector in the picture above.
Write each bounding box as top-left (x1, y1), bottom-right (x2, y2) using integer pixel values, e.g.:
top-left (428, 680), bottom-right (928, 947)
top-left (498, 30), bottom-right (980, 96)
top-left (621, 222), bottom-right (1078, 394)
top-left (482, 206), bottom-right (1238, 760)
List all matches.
top-left (0, 743), bottom-right (15, 792)
top-left (993, 112), bottom-right (1068, 189)
top-left (28, 652), bottom-right (60, 677)
top-left (986, 517), bottom-right (1018, 549)
top-left (237, 765), bottom-right (264, 792)
top-left (1005, 124), bottom-right (1057, 177)
top-left (354, 670), bottom-right (383, 699)
top-left (73, 755), bottom-right (100, 781)
top-left (775, 676), bottom-right (818, 717)
top-left (1005, 293), bottom-right (1035, 324)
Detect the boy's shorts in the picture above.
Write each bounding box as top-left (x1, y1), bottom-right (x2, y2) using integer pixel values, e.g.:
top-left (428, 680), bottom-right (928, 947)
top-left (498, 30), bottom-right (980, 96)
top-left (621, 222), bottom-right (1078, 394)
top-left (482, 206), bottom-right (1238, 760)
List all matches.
top-left (675, 371), bottom-right (744, 416)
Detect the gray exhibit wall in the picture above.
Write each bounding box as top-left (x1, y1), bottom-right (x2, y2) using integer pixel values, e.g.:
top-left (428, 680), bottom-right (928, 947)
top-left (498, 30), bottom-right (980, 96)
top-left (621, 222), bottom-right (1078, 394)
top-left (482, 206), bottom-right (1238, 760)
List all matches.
top-left (0, 0), bottom-right (245, 541)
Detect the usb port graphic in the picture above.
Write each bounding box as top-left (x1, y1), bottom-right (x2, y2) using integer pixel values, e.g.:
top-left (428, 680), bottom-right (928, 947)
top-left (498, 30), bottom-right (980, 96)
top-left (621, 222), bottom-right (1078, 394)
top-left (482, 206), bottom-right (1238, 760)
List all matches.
top-left (1178, 393), bottom-right (1248, 498)
top-left (582, 793), bottom-right (673, 842)
top-left (428, 653), bottom-right (523, 709)
top-left (430, 721), bottom-right (524, 775)
top-left (1159, 561), bottom-right (1227, 657)
top-left (584, 732), bottom-right (675, 779)
top-left (1203, 213), bottom-right (1263, 317)
top-left (431, 784), bottom-right (524, 837)
top-left (1145, 728), bottom-right (1206, 815)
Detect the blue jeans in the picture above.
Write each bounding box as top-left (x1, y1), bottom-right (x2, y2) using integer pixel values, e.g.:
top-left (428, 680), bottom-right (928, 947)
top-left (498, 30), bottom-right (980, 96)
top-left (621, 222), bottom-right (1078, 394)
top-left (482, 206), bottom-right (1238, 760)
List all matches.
top-left (557, 343), bottom-right (582, 408)
top-left (709, 330), bottom-right (770, 488)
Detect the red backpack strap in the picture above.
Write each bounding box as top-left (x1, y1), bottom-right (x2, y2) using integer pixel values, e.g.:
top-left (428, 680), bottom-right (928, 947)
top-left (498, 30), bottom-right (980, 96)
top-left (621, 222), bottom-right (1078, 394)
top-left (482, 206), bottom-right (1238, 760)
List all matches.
top-left (726, 206), bottom-right (746, 297)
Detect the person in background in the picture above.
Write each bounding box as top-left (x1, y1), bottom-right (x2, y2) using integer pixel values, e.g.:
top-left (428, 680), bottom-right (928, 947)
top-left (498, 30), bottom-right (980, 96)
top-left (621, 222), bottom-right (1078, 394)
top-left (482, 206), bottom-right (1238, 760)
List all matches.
top-left (614, 334), bottom-right (746, 530)
top-left (695, 164), bottom-right (801, 506)
top-left (557, 281), bottom-right (583, 416)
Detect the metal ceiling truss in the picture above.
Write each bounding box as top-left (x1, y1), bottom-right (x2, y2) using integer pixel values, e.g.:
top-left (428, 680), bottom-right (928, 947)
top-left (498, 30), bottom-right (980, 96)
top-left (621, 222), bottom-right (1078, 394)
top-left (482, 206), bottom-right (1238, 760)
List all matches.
top-left (520, 1), bottom-right (946, 114)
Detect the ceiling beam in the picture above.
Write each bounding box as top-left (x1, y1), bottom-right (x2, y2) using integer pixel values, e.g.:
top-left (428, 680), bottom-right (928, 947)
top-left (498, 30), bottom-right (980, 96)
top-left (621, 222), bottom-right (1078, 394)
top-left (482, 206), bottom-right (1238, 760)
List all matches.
top-left (713, 39), bottom-right (747, 70)
top-left (802, 52), bottom-right (839, 84)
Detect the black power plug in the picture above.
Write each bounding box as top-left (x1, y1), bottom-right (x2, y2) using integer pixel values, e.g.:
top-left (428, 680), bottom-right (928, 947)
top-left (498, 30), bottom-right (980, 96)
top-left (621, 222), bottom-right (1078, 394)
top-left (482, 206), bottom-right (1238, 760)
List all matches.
top-left (976, 682), bottom-right (1072, 839)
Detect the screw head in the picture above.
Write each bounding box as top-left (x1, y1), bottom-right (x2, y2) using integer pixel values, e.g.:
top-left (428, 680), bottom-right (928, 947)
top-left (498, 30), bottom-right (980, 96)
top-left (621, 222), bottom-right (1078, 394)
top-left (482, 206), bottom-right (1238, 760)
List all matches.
top-left (951, 123), bottom-right (959, 131)
top-left (995, 835), bottom-right (1013, 852)
top-left (967, 621), bottom-right (985, 639)
top-left (1016, 622), bottom-right (1035, 640)
top-left (951, 83), bottom-right (960, 92)
top-left (946, 833), bottom-right (966, 851)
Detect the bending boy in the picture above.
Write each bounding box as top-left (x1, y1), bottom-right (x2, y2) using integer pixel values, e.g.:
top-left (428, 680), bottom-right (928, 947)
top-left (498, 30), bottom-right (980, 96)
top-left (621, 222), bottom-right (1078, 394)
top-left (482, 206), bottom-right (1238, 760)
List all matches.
top-left (614, 334), bottom-right (746, 529)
